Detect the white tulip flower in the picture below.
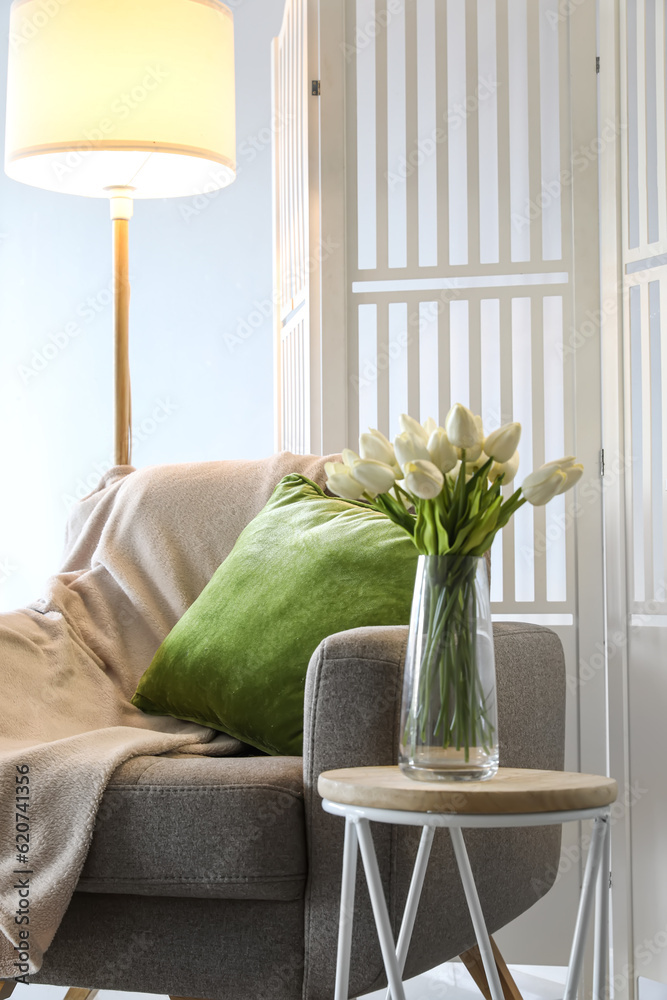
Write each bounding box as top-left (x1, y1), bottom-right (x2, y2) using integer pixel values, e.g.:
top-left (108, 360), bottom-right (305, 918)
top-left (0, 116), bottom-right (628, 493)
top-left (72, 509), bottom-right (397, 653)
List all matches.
top-left (484, 422), bottom-right (522, 464)
top-left (325, 462), bottom-right (367, 501)
top-left (555, 463), bottom-right (584, 494)
top-left (521, 465), bottom-right (567, 505)
top-left (348, 458), bottom-right (396, 496)
top-left (465, 416), bottom-right (485, 462)
top-left (359, 428), bottom-right (395, 467)
top-left (404, 460), bottom-right (445, 500)
top-left (445, 404), bottom-right (481, 451)
top-left (399, 413), bottom-right (430, 444)
top-left (394, 430), bottom-right (431, 469)
top-left (543, 455), bottom-right (577, 470)
top-left (427, 427), bottom-right (458, 473)
top-left (538, 456), bottom-right (583, 495)
top-left (422, 416), bottom-right (438, 438)
top-left (490, 451), bottom-right (520, 485)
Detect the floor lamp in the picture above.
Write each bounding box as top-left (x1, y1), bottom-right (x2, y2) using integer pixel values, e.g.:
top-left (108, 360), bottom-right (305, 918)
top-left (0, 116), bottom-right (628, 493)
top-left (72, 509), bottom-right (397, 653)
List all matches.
top-left (4, 0), bottom-right (236, 466)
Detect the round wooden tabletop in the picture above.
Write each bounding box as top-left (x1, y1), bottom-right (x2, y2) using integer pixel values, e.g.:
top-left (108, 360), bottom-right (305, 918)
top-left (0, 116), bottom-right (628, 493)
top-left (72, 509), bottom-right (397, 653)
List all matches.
top-left (318, 766), bottom-right (618, 815)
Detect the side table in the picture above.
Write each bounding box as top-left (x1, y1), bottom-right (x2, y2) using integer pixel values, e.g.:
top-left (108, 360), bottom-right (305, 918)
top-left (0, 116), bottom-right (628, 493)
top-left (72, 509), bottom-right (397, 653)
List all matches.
top-left (319, 766), bottom-right (618, 1000)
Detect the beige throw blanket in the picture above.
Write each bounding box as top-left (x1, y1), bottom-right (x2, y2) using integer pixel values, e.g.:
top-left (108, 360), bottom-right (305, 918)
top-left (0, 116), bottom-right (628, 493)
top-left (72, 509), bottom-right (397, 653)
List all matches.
top-left (0, 453), bottom-right (331, 978)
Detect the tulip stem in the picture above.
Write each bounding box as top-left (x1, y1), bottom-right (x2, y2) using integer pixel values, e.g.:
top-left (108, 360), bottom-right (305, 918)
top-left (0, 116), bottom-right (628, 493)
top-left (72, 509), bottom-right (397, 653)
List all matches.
top-left (408, 556), bottom-right (495, 761)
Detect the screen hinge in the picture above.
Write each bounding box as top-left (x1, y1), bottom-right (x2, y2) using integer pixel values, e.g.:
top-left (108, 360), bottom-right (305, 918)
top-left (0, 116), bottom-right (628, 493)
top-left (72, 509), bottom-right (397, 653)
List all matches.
top-left (312, 79), bottom-right (321, 96)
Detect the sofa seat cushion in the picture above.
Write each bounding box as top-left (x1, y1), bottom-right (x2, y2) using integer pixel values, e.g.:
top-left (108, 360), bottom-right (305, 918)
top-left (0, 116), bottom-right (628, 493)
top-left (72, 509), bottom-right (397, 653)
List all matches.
top-left (76, 755), bottom-right (307, 901)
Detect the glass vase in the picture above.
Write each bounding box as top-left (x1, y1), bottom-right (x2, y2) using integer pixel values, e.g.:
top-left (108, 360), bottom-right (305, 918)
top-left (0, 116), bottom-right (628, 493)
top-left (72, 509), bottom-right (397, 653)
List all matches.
top-left (399, 554), bottom-right (498, 782)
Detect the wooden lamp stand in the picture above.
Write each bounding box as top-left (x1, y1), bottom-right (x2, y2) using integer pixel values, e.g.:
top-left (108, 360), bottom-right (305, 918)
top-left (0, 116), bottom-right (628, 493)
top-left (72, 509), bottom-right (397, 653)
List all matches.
top-left (108, 187), bottom-right (134, 468)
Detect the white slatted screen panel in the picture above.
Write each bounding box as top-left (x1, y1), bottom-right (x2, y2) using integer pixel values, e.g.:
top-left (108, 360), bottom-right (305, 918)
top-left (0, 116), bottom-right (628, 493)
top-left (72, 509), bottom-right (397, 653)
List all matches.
top-left (616, 2), bottom-right (667, 988)
top-left (622, 0), bottom-right (667, 621)
top-left (272, 0), bottom-right (311, 454)
top-left (347, 0), bottom-right (574, 621)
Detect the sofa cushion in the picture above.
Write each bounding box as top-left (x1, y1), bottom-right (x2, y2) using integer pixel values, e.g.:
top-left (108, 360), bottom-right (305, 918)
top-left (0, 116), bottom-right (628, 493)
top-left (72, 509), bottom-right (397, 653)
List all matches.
top-left (77, 755), bottom-right (307, 901)
top-left (132, 473), bottom-right (418, 755)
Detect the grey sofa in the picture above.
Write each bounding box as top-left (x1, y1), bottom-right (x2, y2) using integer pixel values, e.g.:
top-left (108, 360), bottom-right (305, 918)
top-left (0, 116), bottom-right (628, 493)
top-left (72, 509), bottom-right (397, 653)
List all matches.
top-left (33, 621), bottom-right (565, 1000)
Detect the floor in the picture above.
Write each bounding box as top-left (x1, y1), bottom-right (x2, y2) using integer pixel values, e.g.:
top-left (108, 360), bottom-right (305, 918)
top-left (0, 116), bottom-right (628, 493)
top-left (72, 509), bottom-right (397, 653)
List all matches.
top-left (12, 963), bottom-right (568, 1000)
top-left (364, 963), bottom-right (568, 999)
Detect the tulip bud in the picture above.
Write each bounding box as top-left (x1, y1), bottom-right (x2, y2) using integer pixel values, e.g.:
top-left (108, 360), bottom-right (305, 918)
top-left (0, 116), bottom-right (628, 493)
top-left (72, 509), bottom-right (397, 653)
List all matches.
top-left (394, 430), bottom-right (431, 469)
top-left (403, 460), bottom-right (445, 500)
top-left (325, 462), bottom-right (367, 501)
top-left (422, 416), bottom-right (438, 437)
top-left (348, 458), bottom-right (396, 496)
top-left (555, 463), bottom-right (584, 494)
top-left (445, 403), bottom-right (481, 451)
top-left (543, 455), bottom-right (577, 471)
top-left (465, 416), bottom-right (485, 462)
top-left (359, 428), bottom-right (395, 467)
top-left (399, 412), bottom-right (429, 444)
top-left (484, 422), bottom-right (522, 464)
top-left (427, 427), bottom-right (458, 473)
top-left (521, 465), bottom-right (567, 505)
top-left (490, 451), bottom-right (520, 485)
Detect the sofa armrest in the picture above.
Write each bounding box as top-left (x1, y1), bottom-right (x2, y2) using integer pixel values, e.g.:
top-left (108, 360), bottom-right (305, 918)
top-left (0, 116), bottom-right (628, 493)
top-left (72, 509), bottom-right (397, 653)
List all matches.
top-left (301, 622), bottom-right (566, 1000)
top-left (303, 625), bottom-right (407, 785)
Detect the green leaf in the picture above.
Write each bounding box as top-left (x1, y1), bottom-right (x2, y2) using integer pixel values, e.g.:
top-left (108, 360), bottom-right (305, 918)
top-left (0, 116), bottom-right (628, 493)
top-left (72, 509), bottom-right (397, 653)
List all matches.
top-left (373, 492), bottom-right (416, 534)
top-left (462, 496), bottom-right (502, 553)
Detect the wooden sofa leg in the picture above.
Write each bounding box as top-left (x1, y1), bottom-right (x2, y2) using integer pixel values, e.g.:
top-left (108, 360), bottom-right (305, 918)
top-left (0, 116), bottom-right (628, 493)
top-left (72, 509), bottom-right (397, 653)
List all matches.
top-left (63, 990), bottom-right (99, 1000)
top-left (459, 936), bottom-right (523, 1000)
top-left (0, 982), bottom-right (17, 1000)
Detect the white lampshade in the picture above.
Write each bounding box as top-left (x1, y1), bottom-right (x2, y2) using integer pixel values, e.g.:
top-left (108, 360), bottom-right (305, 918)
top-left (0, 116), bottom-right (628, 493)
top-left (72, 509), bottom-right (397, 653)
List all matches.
top-left (5, 0), bottom-right (236, 199)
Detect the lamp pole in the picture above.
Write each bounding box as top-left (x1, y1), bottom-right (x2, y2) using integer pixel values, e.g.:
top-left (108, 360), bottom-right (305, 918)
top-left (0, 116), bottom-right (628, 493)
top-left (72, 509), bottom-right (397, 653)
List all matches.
top-left (108, 187), bottom-right (134, 467)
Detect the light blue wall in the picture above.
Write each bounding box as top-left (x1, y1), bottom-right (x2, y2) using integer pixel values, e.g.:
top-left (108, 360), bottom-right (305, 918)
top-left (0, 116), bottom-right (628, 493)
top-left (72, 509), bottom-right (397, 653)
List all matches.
top-left (0, 0), bottom-right (285, 610)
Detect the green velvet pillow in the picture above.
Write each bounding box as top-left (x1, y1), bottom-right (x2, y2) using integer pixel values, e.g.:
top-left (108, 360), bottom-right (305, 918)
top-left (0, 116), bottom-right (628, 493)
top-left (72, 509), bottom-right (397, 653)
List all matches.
top-left (132, 474), bottom-right (418, 756)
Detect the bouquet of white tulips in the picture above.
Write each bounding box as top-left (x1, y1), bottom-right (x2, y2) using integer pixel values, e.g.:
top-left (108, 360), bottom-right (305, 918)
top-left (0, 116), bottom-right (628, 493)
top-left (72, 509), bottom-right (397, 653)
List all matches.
top-left (325, 403), bottom-right (583, 557)
top-left (325, 404), bottom-right (583, 770)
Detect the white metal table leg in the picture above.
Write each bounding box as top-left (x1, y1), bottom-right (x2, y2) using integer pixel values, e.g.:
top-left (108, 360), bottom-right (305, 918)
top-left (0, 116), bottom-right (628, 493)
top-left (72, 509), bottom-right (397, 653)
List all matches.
top-left (356, 818), bottom-right (408, 1000)
top-left (334, 817), bottom-right (359, 1000)
top-left (384, 825), bottom-right (436, 1000)
top-left (593, 817), bottom-right (611, 1000)
top-left (563, 815), bottom-right (609, 1000)
top-left (450, 826), bottom-right (505, 1000)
